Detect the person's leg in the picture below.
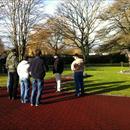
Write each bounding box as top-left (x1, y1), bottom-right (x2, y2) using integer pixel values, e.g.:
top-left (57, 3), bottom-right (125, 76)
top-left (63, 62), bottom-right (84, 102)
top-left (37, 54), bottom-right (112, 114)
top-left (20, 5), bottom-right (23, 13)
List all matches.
top-left (20, 79), bottom-right (25, 103)
top-left (35, 79), bottom-right (43, 106)
top-left (74, 72), bottom-right (80, 96)
top-left (13, 72), bottom-right (19, 99)
top-left (78, 72), bottom-right (84, 95)
top-left (8, 72), bottom-right (14, 99)
top-left (24, 78), bottom-right (30, 103)
top-left (31, 79), bottom-right (37, 105)
top-left (55, 73), bottom-right (61, 92)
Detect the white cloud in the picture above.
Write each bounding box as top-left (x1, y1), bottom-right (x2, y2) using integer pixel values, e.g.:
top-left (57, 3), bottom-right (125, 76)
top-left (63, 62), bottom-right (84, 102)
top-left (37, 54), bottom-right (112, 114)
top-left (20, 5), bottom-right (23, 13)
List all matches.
top-left (44, 0), bottom-right (61, 15)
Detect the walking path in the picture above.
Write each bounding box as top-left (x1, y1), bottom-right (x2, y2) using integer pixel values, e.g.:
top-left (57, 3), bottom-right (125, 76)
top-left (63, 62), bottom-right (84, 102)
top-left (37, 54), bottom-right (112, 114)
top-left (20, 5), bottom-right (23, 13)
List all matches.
top-left (0, 77), bottom-right (130, 130)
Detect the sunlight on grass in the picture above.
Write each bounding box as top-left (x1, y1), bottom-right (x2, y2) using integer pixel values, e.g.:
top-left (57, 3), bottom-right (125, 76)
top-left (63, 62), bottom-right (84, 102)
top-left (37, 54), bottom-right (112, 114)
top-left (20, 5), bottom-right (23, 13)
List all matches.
top-left (1, 66), bottom-right (130, 97)
top-left (0, 74), bottom-right (7, 87)
top-left (84, 66), bottom-right (130, 96)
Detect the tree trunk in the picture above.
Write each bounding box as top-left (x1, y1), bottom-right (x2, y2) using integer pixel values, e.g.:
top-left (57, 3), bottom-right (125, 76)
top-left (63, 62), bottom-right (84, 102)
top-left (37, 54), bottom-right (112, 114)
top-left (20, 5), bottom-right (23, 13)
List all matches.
top-left (81, 46), bottom-right (89, 67)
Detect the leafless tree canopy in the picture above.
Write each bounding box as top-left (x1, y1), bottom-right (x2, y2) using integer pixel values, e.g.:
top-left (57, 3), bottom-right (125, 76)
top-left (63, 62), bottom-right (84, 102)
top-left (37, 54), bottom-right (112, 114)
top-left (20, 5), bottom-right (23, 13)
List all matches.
top-left (0, 0), bottom-right (45, 60)
top-left (54, 0), bottom-right (102, 63)
top-left (97, 0), bottom-right (130, 53)
top-left (0, 38), bottom-right (4, 55)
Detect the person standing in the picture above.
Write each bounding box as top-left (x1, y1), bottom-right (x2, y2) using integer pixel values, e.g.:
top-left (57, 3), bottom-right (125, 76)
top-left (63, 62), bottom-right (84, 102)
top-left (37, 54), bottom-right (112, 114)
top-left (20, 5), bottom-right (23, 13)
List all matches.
top-left (17, 56), bottom-right (30, 103)
top-left (6, 48), bottom-right (19, 100)
top-left (71, 53), bottom-right (84, 97)
top-left (53, 55), bottom-right (64, 92)
top-left (29, 49), bottom-right (46, 106)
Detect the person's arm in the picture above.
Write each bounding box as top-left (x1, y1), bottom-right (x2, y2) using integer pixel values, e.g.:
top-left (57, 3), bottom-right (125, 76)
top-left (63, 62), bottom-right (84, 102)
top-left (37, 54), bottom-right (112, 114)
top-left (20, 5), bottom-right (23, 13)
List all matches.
top-left (17, 64), bottom-right (20, 76)
top-left (5, 56), bottom-right (9, 69)
top-left (54, 60), bottom-right (58, 71)
top-left (28, 61), bottom-right (33, 76)
top-left (14, 56), bottom-right (18, 69)
top-left (71, 61), bottom-right (75, 71)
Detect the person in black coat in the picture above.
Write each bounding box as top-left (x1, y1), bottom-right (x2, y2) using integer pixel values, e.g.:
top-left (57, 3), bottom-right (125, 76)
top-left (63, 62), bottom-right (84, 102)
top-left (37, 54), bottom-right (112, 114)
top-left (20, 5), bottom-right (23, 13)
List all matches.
top-left (53, 55), bottom-right (64, 92)
top-left (29, 49), bottom-right (47, 106)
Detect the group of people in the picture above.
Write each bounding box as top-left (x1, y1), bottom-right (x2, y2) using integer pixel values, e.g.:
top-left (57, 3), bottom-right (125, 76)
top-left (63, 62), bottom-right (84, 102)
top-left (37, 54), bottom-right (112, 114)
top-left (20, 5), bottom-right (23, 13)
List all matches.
top-left (6, 48), bottom-right (84, 106)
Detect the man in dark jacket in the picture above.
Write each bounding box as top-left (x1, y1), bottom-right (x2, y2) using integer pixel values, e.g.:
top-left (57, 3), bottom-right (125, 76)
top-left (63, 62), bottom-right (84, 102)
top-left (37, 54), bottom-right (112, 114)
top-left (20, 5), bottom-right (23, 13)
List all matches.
top-left (53, 55), bottom-right (64, 92)
top-left (29, 49), bottom-right (47, 106)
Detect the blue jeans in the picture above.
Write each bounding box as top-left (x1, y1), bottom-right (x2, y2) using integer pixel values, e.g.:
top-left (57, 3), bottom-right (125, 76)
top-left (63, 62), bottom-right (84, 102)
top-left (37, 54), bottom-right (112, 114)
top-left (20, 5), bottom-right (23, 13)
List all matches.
top-left (31, 79), bottom-right (44, 105)
top-left (20, 78), bottom-right (30, 103)
top-left (74, 71), bottom-right (84, 95)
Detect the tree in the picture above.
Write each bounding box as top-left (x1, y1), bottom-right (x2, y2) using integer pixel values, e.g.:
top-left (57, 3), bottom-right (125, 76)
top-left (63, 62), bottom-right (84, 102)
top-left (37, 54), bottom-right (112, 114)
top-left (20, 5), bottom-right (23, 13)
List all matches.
top-left (97, 0), bottom-right (130, 53)
top-left (54, 0), bottom-right (102, 64)
top-left (0, 38), bottom-right (4, 55)
top-left (27, 25), bottom-right (52, 55)
top-left (0, 0), bottom-right (45, 60)
top-left (45, 19), bottom-right (68, 55)
top-left (28, 19), bottom-right (68, 55)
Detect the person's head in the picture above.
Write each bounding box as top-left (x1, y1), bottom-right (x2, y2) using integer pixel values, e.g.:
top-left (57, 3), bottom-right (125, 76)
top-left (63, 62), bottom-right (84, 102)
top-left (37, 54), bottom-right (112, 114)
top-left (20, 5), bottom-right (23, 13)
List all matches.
top-left (11, 48), bottom-right (17, 56)
top-left (54, 55), bottom-right (58, 59)
top-left (73, 53), bottom-right (80, 59)
top-left (35, 49), bottom-right (42, 56)
top-left (11, 48), bottom-right (16, 52)
top-left (23, 55), bottom-right (28, 61)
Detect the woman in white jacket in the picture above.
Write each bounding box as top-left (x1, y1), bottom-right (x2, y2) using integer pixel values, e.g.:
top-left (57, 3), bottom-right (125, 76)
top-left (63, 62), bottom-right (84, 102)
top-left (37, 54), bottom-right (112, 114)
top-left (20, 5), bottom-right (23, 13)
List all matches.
top-left (17, 56), bottom-right (30, 103)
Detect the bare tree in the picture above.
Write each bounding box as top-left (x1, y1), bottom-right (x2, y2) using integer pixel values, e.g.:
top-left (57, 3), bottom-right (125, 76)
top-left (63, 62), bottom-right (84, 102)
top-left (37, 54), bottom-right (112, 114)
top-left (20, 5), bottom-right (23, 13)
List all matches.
top-left (54, 0), bottom-right (102, 64)
top-left (28, 19), bottom-right (68, 55)
top-left (0, 0), bottom-right (45, 60)
top-left (48, 32), bottom-right (66, 55)
top-left (98, 0), bottom-right (130, 53)
top-left (45, 19), bottom-right (67, 55)
top-left (0, 38), bottom-right (4, 55)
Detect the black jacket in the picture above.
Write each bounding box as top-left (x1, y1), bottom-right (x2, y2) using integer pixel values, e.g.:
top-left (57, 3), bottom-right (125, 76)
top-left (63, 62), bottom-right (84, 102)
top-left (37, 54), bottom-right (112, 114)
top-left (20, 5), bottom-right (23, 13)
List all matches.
top-left (29, 56), bottom-right (47, 79)
top-left (53, 58), bottom-right (64, 74)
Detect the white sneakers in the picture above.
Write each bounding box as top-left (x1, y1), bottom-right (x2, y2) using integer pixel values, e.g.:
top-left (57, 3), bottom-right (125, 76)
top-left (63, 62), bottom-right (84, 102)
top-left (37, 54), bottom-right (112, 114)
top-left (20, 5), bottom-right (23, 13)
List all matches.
top-left (31, 104), bottom-right (39, 107)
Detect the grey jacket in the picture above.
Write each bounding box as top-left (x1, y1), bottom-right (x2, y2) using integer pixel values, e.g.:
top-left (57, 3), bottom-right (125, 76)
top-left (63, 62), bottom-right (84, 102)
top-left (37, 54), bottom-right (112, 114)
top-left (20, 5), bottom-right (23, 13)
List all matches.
top-left (6, 51), bottom-right (18, 72)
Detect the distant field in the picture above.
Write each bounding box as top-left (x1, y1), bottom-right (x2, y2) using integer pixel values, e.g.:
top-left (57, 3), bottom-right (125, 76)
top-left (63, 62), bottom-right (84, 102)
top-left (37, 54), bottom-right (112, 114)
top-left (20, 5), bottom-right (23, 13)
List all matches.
top-left (1, 66), bottom-right (130, 97)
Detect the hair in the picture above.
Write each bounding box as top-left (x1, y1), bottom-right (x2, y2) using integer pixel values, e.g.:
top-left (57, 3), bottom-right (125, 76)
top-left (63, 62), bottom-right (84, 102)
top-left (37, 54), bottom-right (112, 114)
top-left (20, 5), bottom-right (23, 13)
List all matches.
top-left (23, 55), bottom-right (28, 61)
top-left (74, 53), bottom-right (80, 58)
top-left (11, 48), bottom-right (16, 52)
top-left (35, 49), bottom-right (42, 56)
top-left (10, 48), bottom-right (17, 56)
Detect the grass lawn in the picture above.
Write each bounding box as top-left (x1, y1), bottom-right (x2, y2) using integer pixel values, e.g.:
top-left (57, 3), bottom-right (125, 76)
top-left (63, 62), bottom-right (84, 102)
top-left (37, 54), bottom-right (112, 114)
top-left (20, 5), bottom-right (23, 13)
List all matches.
top-left (1, 66), bottom-right (130, 97)
top-left (0, 70), bottom-right (73, 87)
top-left (85, 66), bottom-right (130, 97)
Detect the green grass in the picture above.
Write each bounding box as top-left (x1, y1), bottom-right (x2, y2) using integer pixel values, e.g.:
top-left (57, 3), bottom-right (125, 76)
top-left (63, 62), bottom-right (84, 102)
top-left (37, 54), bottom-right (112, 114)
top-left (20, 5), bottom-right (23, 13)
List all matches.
top-left (62, 66), bottom-right (130, 97)
top-left (1, 66), bottom-right (130, 97)
top-left (86, 66), bottom-right (130, 96)
top-left (0, 74), bottom-right (7, 87)
top-left (0, 70), bottom-right (73, 87)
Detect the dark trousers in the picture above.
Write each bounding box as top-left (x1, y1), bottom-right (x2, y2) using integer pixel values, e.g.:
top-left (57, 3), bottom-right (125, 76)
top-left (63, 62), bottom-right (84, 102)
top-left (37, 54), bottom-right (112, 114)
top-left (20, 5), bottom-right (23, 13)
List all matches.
top-left (74, 71), bottom-right (84, 95)
top-left (8, 72), bottom-right (19, 99)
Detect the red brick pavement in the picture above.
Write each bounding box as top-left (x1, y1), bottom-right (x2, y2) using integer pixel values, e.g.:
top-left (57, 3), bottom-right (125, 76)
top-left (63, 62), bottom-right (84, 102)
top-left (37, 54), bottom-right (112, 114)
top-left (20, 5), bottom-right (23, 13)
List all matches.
top-left (0, 78), bottom-right (130, 130)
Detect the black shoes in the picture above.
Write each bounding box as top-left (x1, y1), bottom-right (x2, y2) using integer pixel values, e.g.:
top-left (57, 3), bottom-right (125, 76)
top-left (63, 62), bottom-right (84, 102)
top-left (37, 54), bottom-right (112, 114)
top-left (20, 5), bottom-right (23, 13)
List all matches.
top-left (8, 96), bottom-right (17, 100)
